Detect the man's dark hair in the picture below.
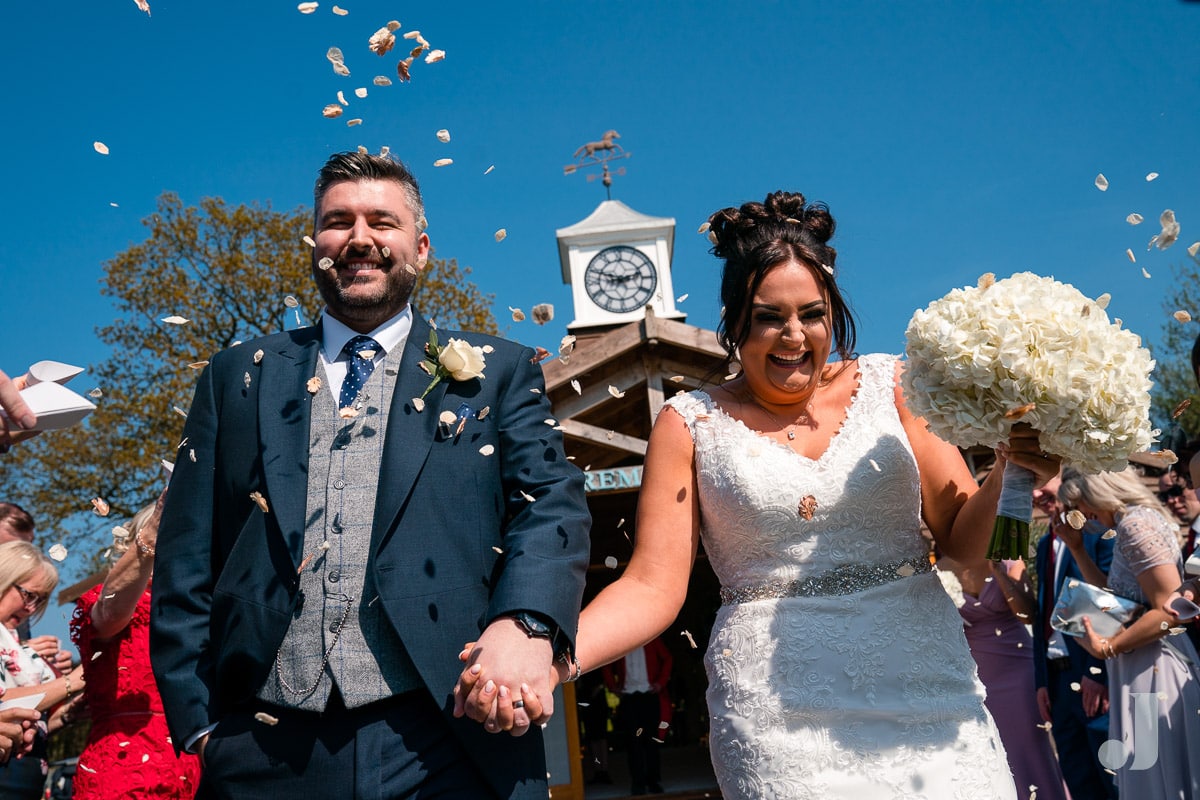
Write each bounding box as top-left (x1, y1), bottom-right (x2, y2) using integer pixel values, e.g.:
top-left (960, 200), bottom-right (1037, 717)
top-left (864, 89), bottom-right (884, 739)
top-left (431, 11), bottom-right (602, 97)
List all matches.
top-left (0, 503), bottom-right (34, 538)
top-left (313, 151), bottom-right (425, 229)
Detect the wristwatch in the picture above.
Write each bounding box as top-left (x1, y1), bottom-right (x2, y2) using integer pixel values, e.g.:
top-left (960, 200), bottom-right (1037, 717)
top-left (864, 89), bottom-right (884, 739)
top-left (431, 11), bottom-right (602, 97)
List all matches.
top-left (511, 611), bottom-right (570, 660)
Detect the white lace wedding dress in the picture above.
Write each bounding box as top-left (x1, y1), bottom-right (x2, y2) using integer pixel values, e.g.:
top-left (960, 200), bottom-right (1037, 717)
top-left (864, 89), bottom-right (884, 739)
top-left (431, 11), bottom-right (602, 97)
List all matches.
top-left (666, 354), bottom-right (1017, 799)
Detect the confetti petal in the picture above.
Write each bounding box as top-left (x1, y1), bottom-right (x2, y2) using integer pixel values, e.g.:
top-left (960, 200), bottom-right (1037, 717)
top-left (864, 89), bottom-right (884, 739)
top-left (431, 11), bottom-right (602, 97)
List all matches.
top-left (354, 87), bottom-right (367, 98)
top-left (484, 165), bottom-right (495, 175)
top-left (697, 222), bottom-right (711, 234)
top-left (368, 26), bottom-right (396, 56)
top-left (254, 712), bottom-right (279, 726)
top-left (346, 118), bottom-right (363, 127)
top-left (676, 293), bottom-right (689, 303)
top-left (332, 5), bottom-right (347, 14)
top-left (1005, 402), bottom-right (1036, 420)
top-left (1126, 213), bottom-right (1143, 225)
top-left (1153, 209), bottom-right (1180, 250)
top-left (88, 388), bottom-right (103, 398)
top-left (531, 303), bottom-right (553, 325)
top-left (436, 129), bottom-right (451, 143)
top-left (1174, 310), bottom-right (1192, 323)
top-left (1146, 172), bottom-right (1159, 182)
top-left (570, 379), bottom-right (582, 395)
top-left (439, 410), bottom-right (457, 425)
top-left (425, 49), bottom-right (446, 64)
top-left (681, 630), bottom-right (697, 649)
top-left (161, 315), bottom-right (190, 325)
top-left (303, 235), bottom-right (316, 248)
top-left (604, 556), bottom-right (618, 569)
top-left (1094, 173), bottom-right (1108, 192)
top-left (91, 497), bottom-right (110, 516)
top-left (48, 544), bottom-right (68, 562)
top-left (1095, 293), bottom-right (1110, 310)
top-left (1189, 242), bottom-right (1199, 257)
top-left (298, 2), bottom-right (318, 12)
top-left (494, 228), bottom-right (507, 242)
top-left (509, 306), bottom-right (525, 322)
top-left (1142, 267), bottom-right (1151, 279)
top-left (318, 257), bottom-right (334, 270)
top-left (1126, 249), bottom-right (1136, 263)
top-left (608, 385), bottom-right (626, 399)
top-left (479, 444), bottom-right (495, 456)
top-left (249, 491), bottom-right (269, 513)
top-left (433, 158), bottom-right (453, 167)
top-left (253, 349), bottom-right (264, 364)
top-left (307, 376), bottom-right (322, 394)
top-left (1065, 510), bottom-right (1087, 530)
top-left (373, 76), bottom-right (392, 86)
top-left (93, 141), bottom-right (110, 155)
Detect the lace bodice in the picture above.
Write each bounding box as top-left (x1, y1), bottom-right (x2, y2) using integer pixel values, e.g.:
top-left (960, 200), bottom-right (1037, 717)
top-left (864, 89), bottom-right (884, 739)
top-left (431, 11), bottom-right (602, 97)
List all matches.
top-left (1107, 504), bottom-right (1184, 603)
top-left (666, 354), bottom-right (926, 592)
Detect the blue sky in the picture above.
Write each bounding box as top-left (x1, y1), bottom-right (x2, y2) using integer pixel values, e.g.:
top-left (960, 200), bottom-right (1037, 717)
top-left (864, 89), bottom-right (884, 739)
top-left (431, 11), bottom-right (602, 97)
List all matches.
top-left (4, 1), bottom-right (1200, 638)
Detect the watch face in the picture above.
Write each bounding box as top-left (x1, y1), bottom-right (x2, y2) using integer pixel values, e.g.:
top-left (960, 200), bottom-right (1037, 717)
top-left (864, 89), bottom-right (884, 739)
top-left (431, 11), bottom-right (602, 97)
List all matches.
top-left (584, 246), bottom-right (658, 314)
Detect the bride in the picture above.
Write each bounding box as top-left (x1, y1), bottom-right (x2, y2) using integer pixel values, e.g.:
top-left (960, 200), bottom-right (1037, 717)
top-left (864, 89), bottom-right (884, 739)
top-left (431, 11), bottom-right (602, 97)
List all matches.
top-left (457, 191), bottom-right (1059, 798)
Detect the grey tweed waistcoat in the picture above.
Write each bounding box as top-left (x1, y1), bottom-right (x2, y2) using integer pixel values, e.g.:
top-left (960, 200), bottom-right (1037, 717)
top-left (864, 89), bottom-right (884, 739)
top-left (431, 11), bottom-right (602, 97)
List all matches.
top-left (259, 346), bottom-right (422, 710)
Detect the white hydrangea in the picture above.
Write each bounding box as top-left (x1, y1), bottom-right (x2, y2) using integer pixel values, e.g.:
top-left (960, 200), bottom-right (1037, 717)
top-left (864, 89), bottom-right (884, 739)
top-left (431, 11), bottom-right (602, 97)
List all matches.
top-left (903, 272), bottom-right (1156, 473)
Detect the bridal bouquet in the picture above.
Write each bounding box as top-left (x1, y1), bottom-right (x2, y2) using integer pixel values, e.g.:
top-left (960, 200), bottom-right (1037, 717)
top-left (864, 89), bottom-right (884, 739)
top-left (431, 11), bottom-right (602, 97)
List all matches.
top-left (903, 272), bottom-right (1156, 559)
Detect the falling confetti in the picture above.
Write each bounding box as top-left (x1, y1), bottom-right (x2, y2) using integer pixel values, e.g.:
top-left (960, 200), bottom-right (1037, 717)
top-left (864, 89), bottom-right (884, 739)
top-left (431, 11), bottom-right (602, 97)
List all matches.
top-left (318, 257), bottom-right (334, 270)
top-left (132, 0), bottom-right (150, 15)
top-left (346, 118), bottom-right (363, 127)
top-left (1142, 267), bottom-right (1151, 279)
top-left (337, 91), bottom-right (348, 106)
top-left (93, 141), bottom-right (110, 155)
top-left (559, 335), bottom-right (577, 361)
top-left (373, 76), bottom-right (392, 86)
top-left (1101, 529), bottom-right (1117, 540)
top-left (307, 376), bottom-right (322, 394)
top-left (243, 372), bottom-right (252, 388)
top-left (697, 222), bottom-right (711, 234)
top-left (1151, 209), bottom-right (1180, 250)
top-left (368, 26), bottom-right (396, 56)
top-left (519, 489), bottom-right (536, 503)
top-left (297, 2), bottom-right (318, 12)
top-left (254, 712), bottom-right (280, 726)
top-left (676, 293), bottom-right (689, 303)
top-left (425, 49), bottom-right (446, 63)
top-left (869, 459), bottom-right (881, 471)
top-left (1146, 172), bottom-right (1159, 181)
top-left (570, 379), bottom-right (582, 395)
top-left (326, 47), bottom-right (350, 76)
top-left (332, 5), bottom-right (348, 14)
top-left (88, 388), bottom-right (103, 399)
top-left (479, 444), bottom-right (495, 456)
top-left (510, 307), bottom-right (525, 322)
top-left (798, 495), bottom-right (818, 520)
top-left (494, 228), bottom-right (507, 242)
top-left (531, 304), bottom-right (553, 325)
top-left (669, 375), bottom-right (685, 383)
top-left (411, 397), bottom-right (425, 412)
top-left (303, 235), bottom-right (316, 248)
top-left (436, 129), bottom-right (451, 142)
top-left (604, 556), bottom-right (618, 569)
top-left (1094, 174), bottom-right (1108, 192)
top-left (1095, 293), bottom-right (1110, 309)
top-left (249, 492), bottom-right (269, 513)
top-left (680, 630), bottom-right (697, 649)
top-left (484, 165), bottom-right (495, 175)
top-left (477, 406), bottom-right (491, 420)
top-left (48, 544), bottom-right (68, 562)
top-left (253, 349), bottom-right (264, 364)
top-left (91, 497), bottom-right (111, 516)
top-left (608, 385), bottom-right (626, 399)
top-left (1065, 510), bottom-right (1087, 530)
top-left (1175, 311), bottom-right (1192, 323)
top-left (161, 315), bottom-right (189, 325)
top-left (439, 409), bottom-right (457, 425)
top-left (1189, 242), bottom-right (1200, 257)
top-left (1126, 213), bottom-right (1143, 225)
top-left (1126, 249), bottom-right (1136, 263)
top-left (433, 158), bottom-right (453, 167)
top-left (354, 87), bottom-right (367, 98)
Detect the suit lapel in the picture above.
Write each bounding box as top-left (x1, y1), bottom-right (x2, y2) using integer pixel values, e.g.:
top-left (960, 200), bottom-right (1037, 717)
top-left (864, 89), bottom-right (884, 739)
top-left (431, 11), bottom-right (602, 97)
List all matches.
top-left (259, 325), bottom-right (322, 565)
top-left (373, 312), bottom-right (448, 550)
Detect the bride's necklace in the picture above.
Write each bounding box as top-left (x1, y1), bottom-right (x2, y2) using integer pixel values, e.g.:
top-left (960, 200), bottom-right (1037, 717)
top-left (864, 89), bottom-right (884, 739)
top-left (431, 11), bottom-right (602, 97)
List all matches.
top-left (744, 393), bottom-right (813, 441)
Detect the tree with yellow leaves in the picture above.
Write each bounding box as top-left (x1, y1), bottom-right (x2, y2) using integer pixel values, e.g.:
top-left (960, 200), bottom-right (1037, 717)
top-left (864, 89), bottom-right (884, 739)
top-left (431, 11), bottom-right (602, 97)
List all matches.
top-left (0, 192), bottom-right (496, 556)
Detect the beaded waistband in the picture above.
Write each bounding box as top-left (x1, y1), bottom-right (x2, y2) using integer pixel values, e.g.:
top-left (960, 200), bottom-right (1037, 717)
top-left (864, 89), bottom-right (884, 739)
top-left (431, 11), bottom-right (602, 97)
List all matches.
top-left (719, 557), bottom-right (932, 605)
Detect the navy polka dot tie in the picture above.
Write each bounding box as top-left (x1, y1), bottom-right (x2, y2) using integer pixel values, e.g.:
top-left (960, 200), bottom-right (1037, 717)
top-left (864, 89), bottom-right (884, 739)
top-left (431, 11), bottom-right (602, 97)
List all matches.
top-left (338, 335), bottom-right (381, 410)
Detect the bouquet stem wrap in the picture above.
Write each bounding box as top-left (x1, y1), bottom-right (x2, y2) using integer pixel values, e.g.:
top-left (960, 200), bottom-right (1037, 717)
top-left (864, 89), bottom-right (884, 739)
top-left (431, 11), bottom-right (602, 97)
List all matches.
top-left (989, 462), bottom-right (1034, 561)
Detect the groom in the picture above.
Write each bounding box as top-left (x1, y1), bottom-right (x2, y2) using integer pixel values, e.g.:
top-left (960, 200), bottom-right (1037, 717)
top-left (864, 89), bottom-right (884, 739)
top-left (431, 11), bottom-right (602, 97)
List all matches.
top-left (151, 151), bottom-right (591, 799)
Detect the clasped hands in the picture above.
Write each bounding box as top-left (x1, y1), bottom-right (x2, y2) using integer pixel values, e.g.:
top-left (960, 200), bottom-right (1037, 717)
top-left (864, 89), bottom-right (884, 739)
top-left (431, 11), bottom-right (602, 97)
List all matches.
top-left (451, 615), bottom-right (561, 736)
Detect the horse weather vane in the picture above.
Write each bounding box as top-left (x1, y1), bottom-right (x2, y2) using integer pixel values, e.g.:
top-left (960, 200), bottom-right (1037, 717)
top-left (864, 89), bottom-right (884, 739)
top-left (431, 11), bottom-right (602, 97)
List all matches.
top-left (564, 130), bottom-right (630, 200)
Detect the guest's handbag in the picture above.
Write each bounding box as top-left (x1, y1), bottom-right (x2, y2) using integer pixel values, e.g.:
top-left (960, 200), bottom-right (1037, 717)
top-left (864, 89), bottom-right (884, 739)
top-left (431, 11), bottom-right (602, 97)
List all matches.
top-left (1051, 579), bottom-right (1143, 639)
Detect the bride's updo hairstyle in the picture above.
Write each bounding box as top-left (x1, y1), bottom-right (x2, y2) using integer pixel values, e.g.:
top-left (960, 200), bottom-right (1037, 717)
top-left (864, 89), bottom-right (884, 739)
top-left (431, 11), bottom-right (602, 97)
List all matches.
top-left (708, 190), bottom-right (856, 365)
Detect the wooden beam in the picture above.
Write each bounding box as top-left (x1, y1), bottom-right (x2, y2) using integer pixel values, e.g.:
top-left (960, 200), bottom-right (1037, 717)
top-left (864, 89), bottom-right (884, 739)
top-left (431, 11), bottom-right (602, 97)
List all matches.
top-left (542, 321), bottom-right (645, 391)
top-left (551, 363), bottom-right (647, 421)
top-left (642, 351), bottom-right (665, 425)
top-left (558, 419), bottom-right (647, 456)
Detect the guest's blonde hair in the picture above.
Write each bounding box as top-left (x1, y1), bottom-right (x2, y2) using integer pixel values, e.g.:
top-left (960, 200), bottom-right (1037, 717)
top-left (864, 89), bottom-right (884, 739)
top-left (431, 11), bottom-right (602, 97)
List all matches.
top-left (110, 501), bottom-right (158, 560)
top-left (0, 541), bottom-right (59, 623)
top-left (1059, 467), bottom-right (1174, 526)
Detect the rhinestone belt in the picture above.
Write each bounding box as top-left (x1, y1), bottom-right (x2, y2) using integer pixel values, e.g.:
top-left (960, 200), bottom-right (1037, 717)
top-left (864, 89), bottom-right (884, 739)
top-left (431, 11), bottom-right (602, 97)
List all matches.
top-left (719, 557), bottom-right (933, 605)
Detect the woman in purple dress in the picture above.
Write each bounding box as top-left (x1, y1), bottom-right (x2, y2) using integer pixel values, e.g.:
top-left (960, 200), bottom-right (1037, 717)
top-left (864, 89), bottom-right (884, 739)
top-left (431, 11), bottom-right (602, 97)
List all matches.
top-left (938, 555), bottom-right (1069, 800)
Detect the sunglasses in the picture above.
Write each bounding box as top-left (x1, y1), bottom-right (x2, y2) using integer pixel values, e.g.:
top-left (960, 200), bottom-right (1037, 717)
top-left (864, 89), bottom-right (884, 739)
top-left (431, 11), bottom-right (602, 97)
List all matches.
top-left (12, 584), bottom-right (46, 610)
top-left (1158, 485), bottom-right (1187, 503)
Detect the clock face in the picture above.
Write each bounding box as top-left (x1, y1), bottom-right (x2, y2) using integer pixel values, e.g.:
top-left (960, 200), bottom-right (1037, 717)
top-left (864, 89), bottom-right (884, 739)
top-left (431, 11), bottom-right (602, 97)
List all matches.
top-left (584, 246), bottom-right (658, 314)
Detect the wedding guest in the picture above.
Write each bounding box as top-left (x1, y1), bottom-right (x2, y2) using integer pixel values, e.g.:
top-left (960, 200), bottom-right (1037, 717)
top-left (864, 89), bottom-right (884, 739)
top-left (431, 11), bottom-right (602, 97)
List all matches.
top-left (1060, 467), bottom-right (1200, 798)
top-left (459, 190), bottom-right (1059, 798)
top-left (603, 636), bottom-right (672, 796)
top-left (70, 493), bottom-right (200, 799)
top-left (938, 554), bottom-right (1069, 800)
top-left (0, 542), bottom-right (86, 799)
top-left (0, 504), bottom-right (73, 662)
top-left (1158, 466), bottom-right (1200, 557)
top-left (1031, 477), bottom-right (1118, 799)
top-left (0, 369), bottom-right (37, 453)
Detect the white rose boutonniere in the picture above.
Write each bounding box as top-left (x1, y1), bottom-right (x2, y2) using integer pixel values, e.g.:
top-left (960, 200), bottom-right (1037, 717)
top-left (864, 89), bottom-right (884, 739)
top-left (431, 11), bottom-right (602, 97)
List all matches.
top-left (419, 331), bottom-right (486, 398)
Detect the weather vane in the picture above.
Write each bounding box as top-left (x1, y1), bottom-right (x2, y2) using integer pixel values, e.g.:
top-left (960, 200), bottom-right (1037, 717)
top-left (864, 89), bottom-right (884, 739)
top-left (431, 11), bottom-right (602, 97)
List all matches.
top-left (563, 130), bottom-right (631, 200)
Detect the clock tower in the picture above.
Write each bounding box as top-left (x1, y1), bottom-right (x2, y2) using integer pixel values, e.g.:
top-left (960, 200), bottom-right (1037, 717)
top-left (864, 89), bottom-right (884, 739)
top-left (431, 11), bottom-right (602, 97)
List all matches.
top-left (557, 199), bottom-right (685, 331)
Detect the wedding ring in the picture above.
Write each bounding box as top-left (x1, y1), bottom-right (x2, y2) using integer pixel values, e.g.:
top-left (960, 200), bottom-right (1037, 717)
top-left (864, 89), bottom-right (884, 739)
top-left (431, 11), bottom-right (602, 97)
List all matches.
top-left (512, 699), bottom-right (525, 709)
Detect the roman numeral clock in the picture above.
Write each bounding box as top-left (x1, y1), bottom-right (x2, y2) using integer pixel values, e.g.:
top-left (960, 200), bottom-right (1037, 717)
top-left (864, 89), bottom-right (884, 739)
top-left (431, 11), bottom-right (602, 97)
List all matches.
top-left (558, 132), bottom-right (685, 331)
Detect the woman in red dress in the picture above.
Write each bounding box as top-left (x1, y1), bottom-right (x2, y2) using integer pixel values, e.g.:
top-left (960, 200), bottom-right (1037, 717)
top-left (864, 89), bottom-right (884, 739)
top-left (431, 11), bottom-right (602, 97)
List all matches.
top-left (70, 492), bottom-right (201, 799)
